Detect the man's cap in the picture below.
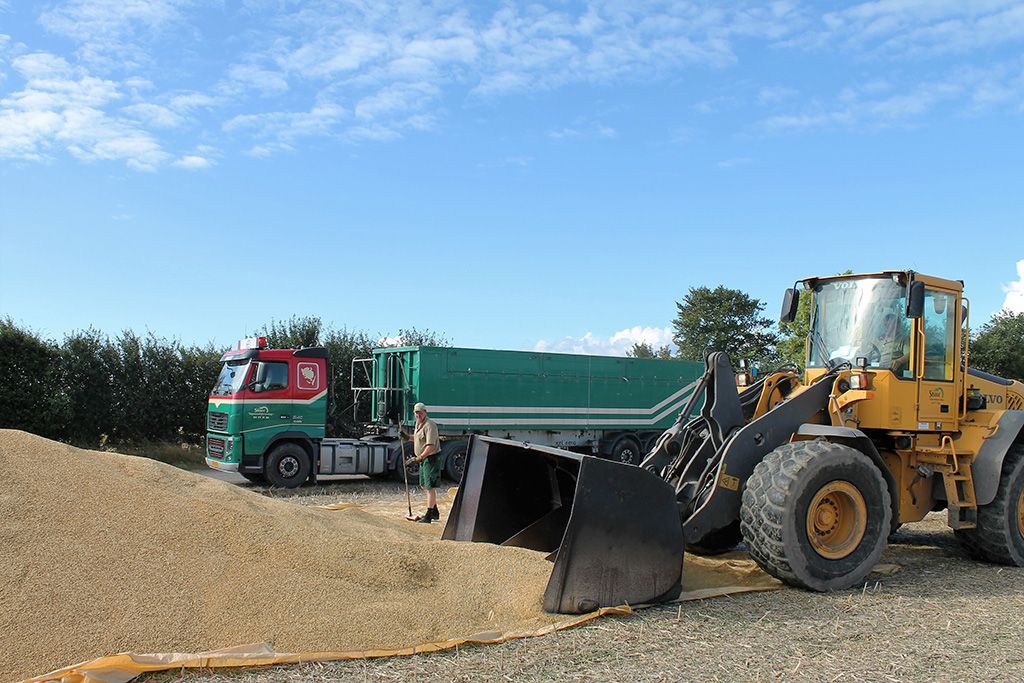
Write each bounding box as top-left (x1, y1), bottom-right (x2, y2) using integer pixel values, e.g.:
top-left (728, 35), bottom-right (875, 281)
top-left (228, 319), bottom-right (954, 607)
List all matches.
top-left (413, 402), bottom-right (427, 413)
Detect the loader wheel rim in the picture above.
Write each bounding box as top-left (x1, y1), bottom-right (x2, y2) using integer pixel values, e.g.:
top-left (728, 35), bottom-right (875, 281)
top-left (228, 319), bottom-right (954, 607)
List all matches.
top-left (806, 480), bottom-right (867, 560)
top-left (1017, 489), bottom-right (1024, 537)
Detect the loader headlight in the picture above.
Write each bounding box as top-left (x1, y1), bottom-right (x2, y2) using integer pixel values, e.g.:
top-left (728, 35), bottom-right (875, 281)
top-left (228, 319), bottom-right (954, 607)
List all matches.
top-left (850, 372), bottom-right (868, 390)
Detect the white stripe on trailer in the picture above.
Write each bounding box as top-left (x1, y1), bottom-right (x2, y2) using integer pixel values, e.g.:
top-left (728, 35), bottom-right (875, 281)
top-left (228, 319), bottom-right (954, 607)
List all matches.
top-left (431, 390), bottom-right (697, 427)
top-left (428, 378), bottom-right (701, 416)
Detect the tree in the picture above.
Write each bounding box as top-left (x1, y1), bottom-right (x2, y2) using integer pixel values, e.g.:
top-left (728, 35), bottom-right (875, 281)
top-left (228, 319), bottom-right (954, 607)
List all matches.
top-left (258, 316), bottom-right (323, 349)
top-left (971, 311), bottom-right (1024, 381)
top-left (627, 342), bottom-right (674, 359)
top-left (672, 285), bottom-right (779, 368)
top-left (776, 288), bottom-right (812, 368)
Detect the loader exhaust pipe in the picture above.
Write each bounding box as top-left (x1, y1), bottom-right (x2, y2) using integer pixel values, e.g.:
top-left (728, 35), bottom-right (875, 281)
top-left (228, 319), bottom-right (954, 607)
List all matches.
top-left (442, 436), bottom-right (684, 613)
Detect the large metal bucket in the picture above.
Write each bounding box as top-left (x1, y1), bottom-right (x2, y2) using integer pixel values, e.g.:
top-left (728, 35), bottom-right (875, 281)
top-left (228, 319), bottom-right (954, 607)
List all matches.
top-left (442, 436), bottom-right (684, 613)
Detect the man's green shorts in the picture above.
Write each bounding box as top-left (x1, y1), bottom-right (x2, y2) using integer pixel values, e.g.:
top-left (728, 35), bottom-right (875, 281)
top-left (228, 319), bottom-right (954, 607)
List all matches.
top-left (419, 454), bottom-right (441, 488)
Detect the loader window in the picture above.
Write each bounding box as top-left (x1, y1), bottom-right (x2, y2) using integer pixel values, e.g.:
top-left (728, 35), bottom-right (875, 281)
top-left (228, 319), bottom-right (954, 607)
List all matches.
top-left (921, 290), bottom-right (956, 381)
top-left (808, 277), bottom-right (912, 377)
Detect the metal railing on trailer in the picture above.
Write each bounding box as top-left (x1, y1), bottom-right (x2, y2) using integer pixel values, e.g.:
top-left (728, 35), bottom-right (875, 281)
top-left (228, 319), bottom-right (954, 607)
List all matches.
top-left (350, 355), bottom-right (411, 425)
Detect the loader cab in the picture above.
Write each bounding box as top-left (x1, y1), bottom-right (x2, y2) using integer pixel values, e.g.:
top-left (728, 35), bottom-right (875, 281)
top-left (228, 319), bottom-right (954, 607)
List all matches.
top-left (795, 271), bottom-right (966, 433)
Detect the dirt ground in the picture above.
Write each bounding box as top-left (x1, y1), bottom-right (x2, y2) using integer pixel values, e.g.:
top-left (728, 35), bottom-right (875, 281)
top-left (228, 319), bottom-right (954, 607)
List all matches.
top-left (140, 478), bottom-right (1024, 683)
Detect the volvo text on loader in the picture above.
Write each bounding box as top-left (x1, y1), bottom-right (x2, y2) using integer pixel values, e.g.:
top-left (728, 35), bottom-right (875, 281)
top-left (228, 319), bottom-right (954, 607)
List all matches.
top-left (443, 270), bottom-right (1024, 613)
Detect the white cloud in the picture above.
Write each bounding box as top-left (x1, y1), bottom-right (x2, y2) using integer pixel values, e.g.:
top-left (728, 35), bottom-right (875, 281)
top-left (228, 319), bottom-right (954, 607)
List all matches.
top-left (226, 64), bottom-right (289, 96)
top-left (547, 121), bottom-right (617, 140)
top-left (717, 156), bottom-right (752, 168)
top-left (755, 63), bottom-right (1024, 134)
top-left (1003, 259), bottom-right (1024, 314)
top-left (0, 52), bottom-right (169, 169)
top-left (533, 326), bottom-right (676, 356)
top-left (793, 1), bottom-right (1024, 58)
top-left (39, 0), bottom-right (194, 69)
top-left (121, 102), bottom-right (184, 128)
top-left (172, 154), bottom-right (212, 169)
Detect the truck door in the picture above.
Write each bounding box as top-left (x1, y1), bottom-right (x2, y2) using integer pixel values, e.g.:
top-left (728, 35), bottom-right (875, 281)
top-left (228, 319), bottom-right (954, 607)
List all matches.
top-left (241, 360), bottom-right (292, 457)
top-left (292, 358), bottom-right (327, 437)
top-left (916, 288), bottom-right (959, 431)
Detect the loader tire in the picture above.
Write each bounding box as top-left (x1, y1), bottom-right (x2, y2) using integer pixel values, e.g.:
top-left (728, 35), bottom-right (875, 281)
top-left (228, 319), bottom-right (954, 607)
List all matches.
top-left (686, 520), bottom-right (742, 556)
top-left (955, 443), bottom-right (1024, 566)
top-left (740, 440), bottom-right (891, 591)
top-left (264, 443), bottom-right (311, 489)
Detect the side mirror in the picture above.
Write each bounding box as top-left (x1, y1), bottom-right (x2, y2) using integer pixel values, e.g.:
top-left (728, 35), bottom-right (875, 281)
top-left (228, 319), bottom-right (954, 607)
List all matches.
top-left (906, 281), bottom-right (925, 318)
top-left (780, 288), bottom-right (800, 323)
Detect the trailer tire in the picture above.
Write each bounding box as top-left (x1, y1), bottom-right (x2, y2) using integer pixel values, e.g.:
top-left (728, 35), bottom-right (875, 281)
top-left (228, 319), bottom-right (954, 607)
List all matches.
top-left (264, 443), bottom-right (311, 489)
top-left (442, 440), bottom-right (469, 482)
top-left (609, 435), bottom-right (643, 466)
top-left (740, 439), bottom-right (891, 591)
top-left (392, 447), bottom-right (419, 482)
top-left (955, 443), bottom-right (1024, 566)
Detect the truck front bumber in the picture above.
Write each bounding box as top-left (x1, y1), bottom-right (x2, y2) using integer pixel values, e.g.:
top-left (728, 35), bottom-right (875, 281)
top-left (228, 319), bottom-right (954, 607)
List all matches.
top-left (205, 432), bottom-right (242, 471)
top-left (442, 435), bottom-right (684, 614)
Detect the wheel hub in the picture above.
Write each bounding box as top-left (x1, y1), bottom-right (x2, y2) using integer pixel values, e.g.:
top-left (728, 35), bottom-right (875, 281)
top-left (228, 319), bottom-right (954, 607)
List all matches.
top-left (279, 456), bottom-right (299, 478)
top-left (806, 480), bottom-right (867, 560)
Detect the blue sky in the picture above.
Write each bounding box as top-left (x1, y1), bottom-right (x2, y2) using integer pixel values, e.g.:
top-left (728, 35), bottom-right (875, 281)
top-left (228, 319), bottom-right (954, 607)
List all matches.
top-left (1, 0), bottom-right (1022, 355)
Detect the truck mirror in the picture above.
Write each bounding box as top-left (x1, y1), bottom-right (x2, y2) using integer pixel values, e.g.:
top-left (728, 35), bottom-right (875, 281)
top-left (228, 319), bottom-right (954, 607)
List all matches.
top-left (906, 281), bottom-right (925, 318)
top-left (780, 288), bottom-right (799, 323)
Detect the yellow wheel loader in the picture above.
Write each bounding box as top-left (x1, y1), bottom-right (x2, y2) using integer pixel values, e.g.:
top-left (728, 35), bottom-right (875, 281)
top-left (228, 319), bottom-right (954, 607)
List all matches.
top-left (443, 270), bottom-right (1024, 613)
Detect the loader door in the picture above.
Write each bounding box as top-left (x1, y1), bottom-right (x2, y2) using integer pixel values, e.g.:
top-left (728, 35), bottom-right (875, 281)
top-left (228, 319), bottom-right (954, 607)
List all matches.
top-left (916, 288), bottom-right (959, 430)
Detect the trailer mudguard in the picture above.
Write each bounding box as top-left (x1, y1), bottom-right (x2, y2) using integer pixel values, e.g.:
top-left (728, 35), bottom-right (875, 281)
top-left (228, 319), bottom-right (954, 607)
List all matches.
top-left (443, 436), bottom-right (683, 614)
top-left (973, 411), bottom-right (1024, 506)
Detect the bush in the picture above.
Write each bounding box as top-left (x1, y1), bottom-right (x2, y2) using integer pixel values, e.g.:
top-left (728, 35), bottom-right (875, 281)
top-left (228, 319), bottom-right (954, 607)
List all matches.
top-left (0, 316), bottom-right (448, 449)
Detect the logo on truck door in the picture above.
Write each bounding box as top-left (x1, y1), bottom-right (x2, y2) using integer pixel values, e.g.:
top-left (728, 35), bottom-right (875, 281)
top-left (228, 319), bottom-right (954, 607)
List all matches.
top-left (297, 362), bottom-right (320, 391)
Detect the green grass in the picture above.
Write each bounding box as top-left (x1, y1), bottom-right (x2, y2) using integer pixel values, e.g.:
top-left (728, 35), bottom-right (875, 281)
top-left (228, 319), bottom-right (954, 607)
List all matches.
top-left (88, 440), bottom-right (208, 469)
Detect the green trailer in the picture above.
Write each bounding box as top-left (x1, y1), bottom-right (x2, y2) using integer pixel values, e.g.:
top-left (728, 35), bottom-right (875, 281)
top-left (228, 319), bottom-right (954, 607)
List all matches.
top-left (352, 346), bottom-right (704, 481)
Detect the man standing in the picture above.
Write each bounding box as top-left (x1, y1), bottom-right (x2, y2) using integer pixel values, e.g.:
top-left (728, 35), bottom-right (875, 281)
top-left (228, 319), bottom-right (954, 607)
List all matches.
top-left (410, 402), bottom-right (441, 523)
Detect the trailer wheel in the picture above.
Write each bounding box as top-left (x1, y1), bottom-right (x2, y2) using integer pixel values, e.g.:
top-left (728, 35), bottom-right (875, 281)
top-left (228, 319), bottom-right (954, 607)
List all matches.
top-left (609, 435), bottom-right (643, 466)
top-left (442, 440), bottom-right (468, 482)
top-left (392, 447), bottom-right (419, 482)
top-left (265, 443), bottom-right (311, 489)
top-left (740, 439), bottom-right (891, 591)
top-left (956, 443), bottom-right (1024, 566)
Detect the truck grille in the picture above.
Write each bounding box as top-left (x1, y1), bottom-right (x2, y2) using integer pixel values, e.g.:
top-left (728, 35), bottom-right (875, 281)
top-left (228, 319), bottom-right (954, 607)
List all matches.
top-left (207, 437), bottom-right (225, 457)
top-left (208, 411), bottom-right (228, 431)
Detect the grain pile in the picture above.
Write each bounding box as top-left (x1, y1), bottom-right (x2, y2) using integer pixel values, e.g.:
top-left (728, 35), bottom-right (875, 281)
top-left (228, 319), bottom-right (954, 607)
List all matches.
top-left (0, 430), bottom-right (554, 681)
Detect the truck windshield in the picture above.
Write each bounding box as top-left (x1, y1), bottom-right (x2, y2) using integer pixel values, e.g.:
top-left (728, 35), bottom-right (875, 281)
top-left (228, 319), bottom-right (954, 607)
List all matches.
top-left (808, 277), bottom-right (911, 375)
top-left (211, 360), bottom-right (250, 396)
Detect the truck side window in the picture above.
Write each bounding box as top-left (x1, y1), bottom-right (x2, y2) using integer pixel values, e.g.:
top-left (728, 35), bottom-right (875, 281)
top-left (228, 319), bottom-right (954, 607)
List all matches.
top-left (921, 290), bottom-right (956, 381)
top-left (254, 361), bottom-right (289, 391)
